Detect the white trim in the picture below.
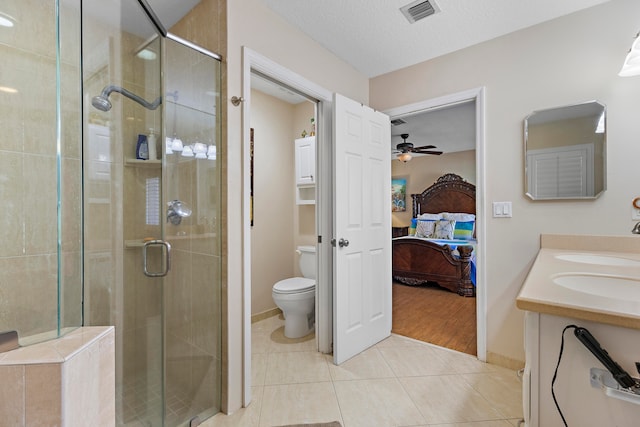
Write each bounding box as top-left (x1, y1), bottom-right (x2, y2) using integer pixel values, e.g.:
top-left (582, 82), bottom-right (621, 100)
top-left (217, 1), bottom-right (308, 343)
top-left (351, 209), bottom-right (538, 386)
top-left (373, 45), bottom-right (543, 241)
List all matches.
top-left (383, 86), bottom-right (487, 362)
top-left (241, 47), bottom-right (334, 406)
top-left (241, 47), bottom-right (252, 408)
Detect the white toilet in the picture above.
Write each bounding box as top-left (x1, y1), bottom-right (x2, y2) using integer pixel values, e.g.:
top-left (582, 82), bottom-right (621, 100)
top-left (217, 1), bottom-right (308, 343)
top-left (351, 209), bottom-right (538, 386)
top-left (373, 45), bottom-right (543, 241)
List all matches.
top-left (272, 245), bottom-right (316, 338)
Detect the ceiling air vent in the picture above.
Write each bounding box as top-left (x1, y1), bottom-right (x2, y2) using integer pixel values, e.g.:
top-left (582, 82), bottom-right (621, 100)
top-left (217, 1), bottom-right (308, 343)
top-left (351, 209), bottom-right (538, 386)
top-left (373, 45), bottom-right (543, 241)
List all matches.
top-left (400, 0), bottom-right (440, 24)
top-left (391, 118), bottom-right (407, 126)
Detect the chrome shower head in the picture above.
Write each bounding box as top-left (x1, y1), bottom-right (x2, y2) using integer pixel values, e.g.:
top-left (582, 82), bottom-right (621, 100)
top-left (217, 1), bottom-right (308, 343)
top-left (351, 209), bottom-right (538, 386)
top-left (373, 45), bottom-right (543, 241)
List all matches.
top-left (91, 84), bottom-right (162, 112)
top-left (91, 95), bottom-right (112, 111)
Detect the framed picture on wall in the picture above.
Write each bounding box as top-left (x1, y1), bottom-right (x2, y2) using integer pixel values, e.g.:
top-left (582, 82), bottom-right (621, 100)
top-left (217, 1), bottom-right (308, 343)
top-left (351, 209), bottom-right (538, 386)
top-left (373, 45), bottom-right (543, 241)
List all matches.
top-left (391, 177), bottom-right (407, 212)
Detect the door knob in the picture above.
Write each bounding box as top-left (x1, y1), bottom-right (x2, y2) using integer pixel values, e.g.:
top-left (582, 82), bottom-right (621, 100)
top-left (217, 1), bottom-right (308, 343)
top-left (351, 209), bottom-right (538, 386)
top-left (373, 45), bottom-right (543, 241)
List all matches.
top-left (338, 238), bottom-right (349, 247)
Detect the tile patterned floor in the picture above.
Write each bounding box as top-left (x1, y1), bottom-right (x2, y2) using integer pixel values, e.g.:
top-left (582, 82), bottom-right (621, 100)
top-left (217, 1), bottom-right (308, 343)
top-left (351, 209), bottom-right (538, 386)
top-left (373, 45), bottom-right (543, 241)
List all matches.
top-left (204, 315), bottom-right (523, 427)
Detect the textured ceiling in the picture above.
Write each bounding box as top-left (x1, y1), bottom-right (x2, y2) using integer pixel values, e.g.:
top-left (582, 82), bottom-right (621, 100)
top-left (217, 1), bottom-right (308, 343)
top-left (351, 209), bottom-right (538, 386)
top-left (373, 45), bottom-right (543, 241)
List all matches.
top-left (258, 0), bottom-right (610, 156)
top-left (264, 0), bottom-right (610, 78)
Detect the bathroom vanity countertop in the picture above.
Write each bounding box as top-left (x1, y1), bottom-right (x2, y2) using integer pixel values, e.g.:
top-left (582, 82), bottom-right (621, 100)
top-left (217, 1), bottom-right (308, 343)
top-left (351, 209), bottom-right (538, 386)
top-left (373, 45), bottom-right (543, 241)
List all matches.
top-left (516, 234), bottom-right (640, 330)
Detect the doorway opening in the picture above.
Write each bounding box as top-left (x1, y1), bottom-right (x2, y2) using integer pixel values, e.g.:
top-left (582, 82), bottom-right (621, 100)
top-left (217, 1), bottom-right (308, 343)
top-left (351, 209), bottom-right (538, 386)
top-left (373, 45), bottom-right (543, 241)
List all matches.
top-left (385, 88), bottom-right (487, 360)
top-left (241, 48), bottom-right (335, 406)
top-left (248, 72), bottom-right (318, 339)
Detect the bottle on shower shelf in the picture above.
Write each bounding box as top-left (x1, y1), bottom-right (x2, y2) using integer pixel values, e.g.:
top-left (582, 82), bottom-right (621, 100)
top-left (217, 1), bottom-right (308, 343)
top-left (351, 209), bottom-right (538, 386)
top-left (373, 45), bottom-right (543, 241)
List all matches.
top-left (136, 134), bottom-right (149, 160)
top-left (147, 128), bottom-right (157, 160)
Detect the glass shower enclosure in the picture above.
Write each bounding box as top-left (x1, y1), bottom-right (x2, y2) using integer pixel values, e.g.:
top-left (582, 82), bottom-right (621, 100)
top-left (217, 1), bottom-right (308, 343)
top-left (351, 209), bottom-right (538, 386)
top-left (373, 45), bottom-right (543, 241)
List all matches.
top-left (0, 0), bottom-right (222, 425)
top-left (83, 1), bottom-right (222, 426)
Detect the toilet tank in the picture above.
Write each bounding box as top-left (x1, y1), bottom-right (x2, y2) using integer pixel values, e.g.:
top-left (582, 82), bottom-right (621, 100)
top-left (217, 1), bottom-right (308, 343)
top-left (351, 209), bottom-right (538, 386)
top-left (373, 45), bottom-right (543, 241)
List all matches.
top-left (297, 245), bottom-right (316, 279)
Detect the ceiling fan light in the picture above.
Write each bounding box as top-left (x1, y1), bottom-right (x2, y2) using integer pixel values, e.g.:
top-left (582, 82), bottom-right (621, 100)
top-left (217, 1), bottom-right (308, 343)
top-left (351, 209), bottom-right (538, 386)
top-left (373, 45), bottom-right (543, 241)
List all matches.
top-left (398, 152), bottom-right (412, 162)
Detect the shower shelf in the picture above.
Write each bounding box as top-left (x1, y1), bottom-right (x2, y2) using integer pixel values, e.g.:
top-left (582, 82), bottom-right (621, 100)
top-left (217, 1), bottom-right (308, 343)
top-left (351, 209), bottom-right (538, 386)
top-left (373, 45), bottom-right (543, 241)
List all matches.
top-left (125, 233), bottom-right (217, 248)
top-left (125, 158), bottom-right (161, 167)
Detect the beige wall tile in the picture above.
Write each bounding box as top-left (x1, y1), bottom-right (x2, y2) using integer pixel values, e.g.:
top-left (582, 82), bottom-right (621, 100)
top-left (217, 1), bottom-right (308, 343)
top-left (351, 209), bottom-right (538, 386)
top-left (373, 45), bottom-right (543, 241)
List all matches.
top-left (23, 154), bottom-right (57, 254)
top-left (0, 254), bottom-right (58, 340)
top-left (98, 330), bottom-right (116, 426)
top-left (0, 365), bottom-right (25, 425)
top-left (0, 151), bottom-right (24, 257)
top-left (63, 329), bottom-right (113, 426)
top-left (25, 364), bottom-right (62, 426)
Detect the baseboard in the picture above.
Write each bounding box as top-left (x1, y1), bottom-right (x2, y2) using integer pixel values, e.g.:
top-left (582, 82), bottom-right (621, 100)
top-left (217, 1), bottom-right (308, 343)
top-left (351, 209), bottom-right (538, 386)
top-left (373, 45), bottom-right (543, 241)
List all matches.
top-left (486, 351), bottom-right (525, 371)
top-left (251, 308), bottom-right (282, 324)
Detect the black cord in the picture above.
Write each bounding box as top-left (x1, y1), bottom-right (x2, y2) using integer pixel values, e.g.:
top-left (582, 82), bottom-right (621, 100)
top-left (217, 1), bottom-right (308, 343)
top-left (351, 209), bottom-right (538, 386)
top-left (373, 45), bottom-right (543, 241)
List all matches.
top-left (552, 324), bottom-right (578, 427)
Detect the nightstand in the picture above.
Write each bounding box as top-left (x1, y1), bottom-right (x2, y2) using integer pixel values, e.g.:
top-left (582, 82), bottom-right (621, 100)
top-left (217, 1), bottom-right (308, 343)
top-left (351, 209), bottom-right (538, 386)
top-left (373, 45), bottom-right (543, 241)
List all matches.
top-left (392, 226), bottom-right (409, 238)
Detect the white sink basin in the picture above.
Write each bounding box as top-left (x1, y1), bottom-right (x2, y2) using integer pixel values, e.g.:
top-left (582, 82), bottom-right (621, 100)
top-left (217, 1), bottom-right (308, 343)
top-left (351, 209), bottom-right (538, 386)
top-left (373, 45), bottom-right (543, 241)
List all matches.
top-left (553, 273), bottom-right (640, 302)
top-left (554, 253), bottom-right (640, 267)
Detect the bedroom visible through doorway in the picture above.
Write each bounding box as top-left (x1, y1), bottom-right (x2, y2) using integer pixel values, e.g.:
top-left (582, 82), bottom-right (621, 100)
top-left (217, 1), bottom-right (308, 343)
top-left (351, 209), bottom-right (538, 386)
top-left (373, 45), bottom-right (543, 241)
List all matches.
top-left (388, 97), bottom-right (479, 357)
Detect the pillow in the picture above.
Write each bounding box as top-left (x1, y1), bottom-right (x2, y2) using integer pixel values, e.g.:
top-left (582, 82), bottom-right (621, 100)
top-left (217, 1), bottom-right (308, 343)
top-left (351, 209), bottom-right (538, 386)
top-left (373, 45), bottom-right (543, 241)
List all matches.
top-left (434, 219), bottom-right (456, 240)
top-left (453, 220), bottom-right (475, 240)
top-left (442, 212), bottom-right (475, 222)
top-left (415, 219), bottom-right (437, 238)
top-left (417, 213), bottom-right (442, 220)
top-left (409, 218), bottom-right (418, 236)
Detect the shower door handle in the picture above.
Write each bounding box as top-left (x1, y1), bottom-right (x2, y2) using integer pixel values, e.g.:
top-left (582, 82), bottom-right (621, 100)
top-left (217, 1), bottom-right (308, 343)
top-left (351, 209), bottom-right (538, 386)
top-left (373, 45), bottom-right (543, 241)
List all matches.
top-left (142, 240), bottom-right (171, 277)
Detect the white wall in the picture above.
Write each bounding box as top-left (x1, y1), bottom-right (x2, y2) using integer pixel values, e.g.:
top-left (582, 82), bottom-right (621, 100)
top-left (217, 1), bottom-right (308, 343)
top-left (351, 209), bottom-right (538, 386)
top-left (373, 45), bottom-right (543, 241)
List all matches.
top-left (227, 0), bottom-right (369, 409)
top-left (371, 0), bottom-right (640, 367)
top-left (250, 90), bottom-right (296, 315)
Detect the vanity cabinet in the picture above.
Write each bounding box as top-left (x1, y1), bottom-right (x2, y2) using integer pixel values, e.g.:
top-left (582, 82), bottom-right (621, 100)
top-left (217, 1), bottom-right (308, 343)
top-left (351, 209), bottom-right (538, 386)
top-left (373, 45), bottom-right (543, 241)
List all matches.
top-left (517, 234), bottom-right (640, 427)
top-left (295, 136), bottom-right (315, 205)
top-left (524, 312), bottom-right (640, 427)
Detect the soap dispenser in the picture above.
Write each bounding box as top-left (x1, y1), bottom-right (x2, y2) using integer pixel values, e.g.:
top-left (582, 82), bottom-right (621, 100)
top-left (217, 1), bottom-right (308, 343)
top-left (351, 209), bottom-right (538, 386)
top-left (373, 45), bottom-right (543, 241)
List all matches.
top-left (148, 128), bottom-right (157, 160)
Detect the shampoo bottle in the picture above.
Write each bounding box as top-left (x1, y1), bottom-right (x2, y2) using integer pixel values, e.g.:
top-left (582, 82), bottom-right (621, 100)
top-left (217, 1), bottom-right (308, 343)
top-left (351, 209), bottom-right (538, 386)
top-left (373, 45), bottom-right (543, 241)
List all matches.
top-left (136, 134), bottom-right (149, 160)
top-left (148, 128), bottom-right (157, 160)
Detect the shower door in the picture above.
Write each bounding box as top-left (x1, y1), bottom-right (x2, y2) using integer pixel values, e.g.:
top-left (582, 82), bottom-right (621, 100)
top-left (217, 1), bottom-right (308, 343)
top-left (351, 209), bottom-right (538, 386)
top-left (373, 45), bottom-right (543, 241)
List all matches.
top-left (82, 1), bottom-right (221, 426)
top-left (161, 35), bottom-right (222, 427)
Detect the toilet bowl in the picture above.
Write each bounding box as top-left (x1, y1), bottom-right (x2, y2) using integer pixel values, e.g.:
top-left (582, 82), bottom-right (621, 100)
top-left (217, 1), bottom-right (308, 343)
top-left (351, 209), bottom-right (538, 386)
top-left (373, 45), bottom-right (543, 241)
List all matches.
top-left (272, 245), bottom-right (316, 338)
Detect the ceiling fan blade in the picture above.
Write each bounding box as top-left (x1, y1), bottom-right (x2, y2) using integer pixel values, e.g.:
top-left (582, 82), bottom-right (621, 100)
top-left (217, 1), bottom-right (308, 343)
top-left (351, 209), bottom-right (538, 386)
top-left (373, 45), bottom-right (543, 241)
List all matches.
top-left (412, 145), bottom-right (437, 150)
top-left (415, 150), bottom-right (443, 155)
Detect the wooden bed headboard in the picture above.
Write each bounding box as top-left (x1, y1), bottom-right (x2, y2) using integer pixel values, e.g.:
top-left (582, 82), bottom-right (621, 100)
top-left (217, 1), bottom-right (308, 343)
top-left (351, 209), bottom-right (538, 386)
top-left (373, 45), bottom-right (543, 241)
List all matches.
top-left (411, 173), bottom-right (476, 217)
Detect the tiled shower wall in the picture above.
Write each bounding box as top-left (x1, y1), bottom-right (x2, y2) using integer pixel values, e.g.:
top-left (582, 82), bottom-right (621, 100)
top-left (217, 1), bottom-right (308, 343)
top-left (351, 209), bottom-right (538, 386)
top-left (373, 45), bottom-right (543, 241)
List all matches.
top-left (0, 0), bottom-right (82, 342)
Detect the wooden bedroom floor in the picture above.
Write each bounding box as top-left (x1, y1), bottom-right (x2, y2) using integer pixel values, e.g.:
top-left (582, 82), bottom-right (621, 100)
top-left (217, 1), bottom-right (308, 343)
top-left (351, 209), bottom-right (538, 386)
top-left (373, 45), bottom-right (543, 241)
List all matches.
top-left (392, 281), bottom-right (477, 356)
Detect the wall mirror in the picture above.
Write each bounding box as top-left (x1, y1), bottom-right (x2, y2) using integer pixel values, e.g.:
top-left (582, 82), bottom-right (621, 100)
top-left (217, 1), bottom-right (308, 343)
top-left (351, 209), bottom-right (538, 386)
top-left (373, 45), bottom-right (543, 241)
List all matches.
top-left (524, 100), bottom-right (606, 200)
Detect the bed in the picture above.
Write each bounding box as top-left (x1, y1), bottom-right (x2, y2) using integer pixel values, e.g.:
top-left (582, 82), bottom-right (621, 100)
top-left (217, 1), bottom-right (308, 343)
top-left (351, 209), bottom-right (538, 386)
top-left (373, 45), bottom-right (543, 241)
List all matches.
top-left (392, 173), bottom-right (476, 297)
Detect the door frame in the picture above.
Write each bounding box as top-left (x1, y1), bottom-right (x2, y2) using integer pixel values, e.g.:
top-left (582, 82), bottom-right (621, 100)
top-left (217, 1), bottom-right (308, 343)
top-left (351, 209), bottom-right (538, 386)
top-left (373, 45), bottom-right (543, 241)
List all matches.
top-left (383, 87), bottom-right (487, 361)
top-left (241, 47), bottom-right (334, 406)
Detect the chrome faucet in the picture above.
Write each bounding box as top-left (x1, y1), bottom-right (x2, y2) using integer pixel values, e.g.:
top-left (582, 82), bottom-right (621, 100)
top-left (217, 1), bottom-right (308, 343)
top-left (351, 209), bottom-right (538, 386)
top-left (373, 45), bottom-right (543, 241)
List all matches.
top-left (632, 222), bottom-right (640, 234)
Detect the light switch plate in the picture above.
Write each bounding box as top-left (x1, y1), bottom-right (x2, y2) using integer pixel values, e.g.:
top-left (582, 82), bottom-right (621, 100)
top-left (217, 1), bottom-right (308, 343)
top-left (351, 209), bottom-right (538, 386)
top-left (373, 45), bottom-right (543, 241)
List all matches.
top-left (493, 201), bottom-right (512, 218)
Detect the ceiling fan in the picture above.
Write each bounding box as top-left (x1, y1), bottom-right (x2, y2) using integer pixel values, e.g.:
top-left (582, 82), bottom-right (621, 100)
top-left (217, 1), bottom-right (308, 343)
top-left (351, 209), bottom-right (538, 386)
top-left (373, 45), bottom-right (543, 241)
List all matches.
top-left (393, 133), bottom-right (443, 162)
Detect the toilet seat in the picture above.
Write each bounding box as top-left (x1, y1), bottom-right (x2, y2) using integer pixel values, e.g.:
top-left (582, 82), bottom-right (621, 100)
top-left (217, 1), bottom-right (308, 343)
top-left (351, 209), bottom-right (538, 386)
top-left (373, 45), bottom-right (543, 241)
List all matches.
top-left (273, 277), bottom-right (315, 294)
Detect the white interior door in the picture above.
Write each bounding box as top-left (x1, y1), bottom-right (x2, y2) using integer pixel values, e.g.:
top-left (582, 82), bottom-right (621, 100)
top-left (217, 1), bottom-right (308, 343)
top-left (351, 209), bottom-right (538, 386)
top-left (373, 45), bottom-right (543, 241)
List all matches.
top-left (333, 93), bottom-right (392, 365)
